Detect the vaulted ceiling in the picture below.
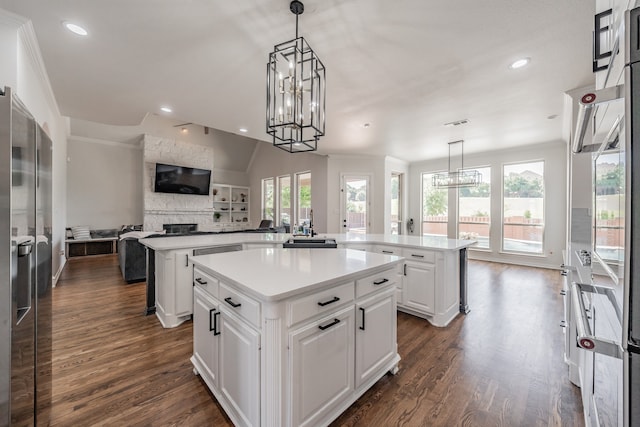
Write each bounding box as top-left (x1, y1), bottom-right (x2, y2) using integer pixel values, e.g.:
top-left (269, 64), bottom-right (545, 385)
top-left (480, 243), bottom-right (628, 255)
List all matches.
top-left (0, 0), bottom-right (595, 161)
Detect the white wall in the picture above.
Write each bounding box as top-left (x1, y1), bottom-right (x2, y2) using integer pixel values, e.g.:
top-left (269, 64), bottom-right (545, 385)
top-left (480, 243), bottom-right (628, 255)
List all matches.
top-left (66, 116), bottom-right (254, 229)
top-left (248, 142), bottom-right (328, 231)
top-left (409, 141), bottom-right (567, 269)
top-left (66, 137), bottom-right (142, 229)
top-left (326, 155), bottom-right (386, 234)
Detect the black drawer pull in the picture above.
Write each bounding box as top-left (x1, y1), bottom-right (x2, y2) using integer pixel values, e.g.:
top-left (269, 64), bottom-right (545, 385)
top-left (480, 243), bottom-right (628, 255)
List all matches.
top-left (317, 296), bottom-right (340, 307)
top-left (209, 308), bottom-right (216, 332)
top-left (373, 278), bottom-right (389, 285)
top-left (411, 254), bottom-right (424, 258)
top-left (382, 250), bottom-right (393, 254)
top-left (359, 307), bottom-right (365, 330)
top-left (224, 297), bottom-right (242, 308)
top-left (318, 318), bottom-right (341, 331)
top-left (213, 311), bottom-right (221, 336)
top-left (195, 277), bottom-right (207, 285)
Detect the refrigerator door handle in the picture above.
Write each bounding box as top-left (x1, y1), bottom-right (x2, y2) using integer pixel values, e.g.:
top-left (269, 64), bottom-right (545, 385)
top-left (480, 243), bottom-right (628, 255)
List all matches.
top-left (17, 241), bottom-right (33, 257)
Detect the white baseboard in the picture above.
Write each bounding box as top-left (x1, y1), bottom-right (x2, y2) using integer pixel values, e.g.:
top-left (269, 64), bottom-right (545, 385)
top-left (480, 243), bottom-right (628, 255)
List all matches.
top-left (52, 257), bottom-right (66, 287)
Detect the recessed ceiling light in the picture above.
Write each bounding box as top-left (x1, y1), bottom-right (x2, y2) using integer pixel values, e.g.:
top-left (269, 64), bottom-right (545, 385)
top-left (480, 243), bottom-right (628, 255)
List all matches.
top-left (63, 21), bottom-right (88, 36)
top-left (239, 128), bottom-right (248, 133)
top-left (547, 114), bottom-right (558, 120)
top-left (160, 106), bottom-right (172, 113)
top-left (509, 58), bottom-right (530, 69)
top-left (363, 123), bottom-right (371, 128)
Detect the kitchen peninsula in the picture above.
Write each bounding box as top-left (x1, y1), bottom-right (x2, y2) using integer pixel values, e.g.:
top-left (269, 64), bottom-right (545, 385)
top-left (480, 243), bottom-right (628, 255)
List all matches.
top-left (189, 248), bottom-right (402, 427)
top-left (139, 233), bottom-right (476, 329)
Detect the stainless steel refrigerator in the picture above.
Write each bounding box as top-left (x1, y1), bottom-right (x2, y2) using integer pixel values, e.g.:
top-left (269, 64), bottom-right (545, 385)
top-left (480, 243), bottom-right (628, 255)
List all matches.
top-left (625, 7), bottom-right (640, 425)
top-left (0, 86), bottom-right (52, 426)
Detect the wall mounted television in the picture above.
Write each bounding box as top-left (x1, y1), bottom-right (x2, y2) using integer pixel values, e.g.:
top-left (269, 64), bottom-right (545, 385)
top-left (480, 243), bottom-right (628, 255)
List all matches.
top-left (154, 163), bottom-right (211, 195)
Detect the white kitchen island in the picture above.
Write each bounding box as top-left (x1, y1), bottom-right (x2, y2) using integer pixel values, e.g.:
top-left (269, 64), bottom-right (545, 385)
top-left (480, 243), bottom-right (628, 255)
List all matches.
top-left (139, 232), bottom-right (475, 329)
top-left (189, 248), bottom-right (403, 427)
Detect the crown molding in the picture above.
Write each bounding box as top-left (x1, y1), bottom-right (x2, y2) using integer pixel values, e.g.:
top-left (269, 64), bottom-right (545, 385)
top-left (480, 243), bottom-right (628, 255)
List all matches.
top-left (0, 8), bottom-right (28, 27)
top-left (69, 134), bottom-right (144, 150)
top-left (17, 20), bottom-right (62, 118)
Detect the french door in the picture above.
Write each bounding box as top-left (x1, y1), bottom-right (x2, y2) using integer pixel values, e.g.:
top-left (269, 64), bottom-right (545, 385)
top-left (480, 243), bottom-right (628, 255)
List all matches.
top-left (340, 174), bottom-right (371, 234)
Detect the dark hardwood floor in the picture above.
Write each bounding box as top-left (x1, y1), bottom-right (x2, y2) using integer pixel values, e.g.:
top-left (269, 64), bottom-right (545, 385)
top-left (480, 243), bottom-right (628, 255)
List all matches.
top-left (50, 255), bottom-right (584, 426)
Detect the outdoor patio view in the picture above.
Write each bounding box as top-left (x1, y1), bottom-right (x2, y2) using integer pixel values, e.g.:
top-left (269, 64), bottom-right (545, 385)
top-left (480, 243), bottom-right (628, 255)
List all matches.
top-left (421, 161), bottom-right (545, 254)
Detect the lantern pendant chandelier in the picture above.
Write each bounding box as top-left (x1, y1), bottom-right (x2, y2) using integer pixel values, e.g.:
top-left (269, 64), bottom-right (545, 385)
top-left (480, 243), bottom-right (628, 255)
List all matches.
top-left (432, 140), bottom-right (482, 188)
top-left (266, 0), bottom-right (326, 153)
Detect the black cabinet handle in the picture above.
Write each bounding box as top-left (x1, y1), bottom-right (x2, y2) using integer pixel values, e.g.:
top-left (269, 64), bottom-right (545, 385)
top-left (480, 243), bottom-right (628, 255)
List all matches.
top-left (185, 254), bottom-right (189, 267)
top-left (403, 264), bottom-right (407, 276)
top-left (318, 318), bottom-right (341, 331)
top-left (382, 250), bottom-right (393, 254)
top-left (373, 278), bottom-right (389, 285)
top-left (195, 277), bottom-right (207, 285)
top-left (213, 311), bottom-right (221, 336)
top-left (411, 254), bottom-right (424, 259)
top-left (317, 296), bottom-right (340, 307)
top-left (224, 297), bottom-right (242, 308)
top-left (209, 308), bottom-right (216, 331)
top-left (359, 307), bottom-right (365, 330)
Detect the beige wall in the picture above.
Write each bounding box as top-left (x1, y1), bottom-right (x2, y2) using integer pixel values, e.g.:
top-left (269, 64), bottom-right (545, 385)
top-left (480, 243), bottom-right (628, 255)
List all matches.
top-left (66, 138), bottom-right (143, 229)
top-left (248, 142), bottom-right (329, 231)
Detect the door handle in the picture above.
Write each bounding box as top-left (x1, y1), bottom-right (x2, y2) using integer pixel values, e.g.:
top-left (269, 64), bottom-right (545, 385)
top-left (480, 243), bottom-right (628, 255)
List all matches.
top-left (224, 297), bottom-right (242, 308)
top-left (317, 296), bottom-right (340, 307)
top-left (213, 311), bottom-right (221, 336)
top-left (209, 308), bottom-right (216, 332)
top-left (318, 318), bottom-right (341, 331)
top-left (359, 307), bottom-right (365, 330)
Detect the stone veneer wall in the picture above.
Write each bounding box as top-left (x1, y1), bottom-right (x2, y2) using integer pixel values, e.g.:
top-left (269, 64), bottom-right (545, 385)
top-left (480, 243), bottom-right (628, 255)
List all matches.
top-left (143, 135), bottom-right (214, 231)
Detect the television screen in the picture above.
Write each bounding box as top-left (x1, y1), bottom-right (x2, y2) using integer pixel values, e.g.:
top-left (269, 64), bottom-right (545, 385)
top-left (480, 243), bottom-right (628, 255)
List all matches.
top-left (154, 163), bottom-right (211, 195)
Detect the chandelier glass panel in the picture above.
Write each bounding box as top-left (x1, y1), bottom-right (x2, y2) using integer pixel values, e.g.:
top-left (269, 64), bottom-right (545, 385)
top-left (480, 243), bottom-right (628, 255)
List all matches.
top-left (267, 1), bottom-right (326, 153)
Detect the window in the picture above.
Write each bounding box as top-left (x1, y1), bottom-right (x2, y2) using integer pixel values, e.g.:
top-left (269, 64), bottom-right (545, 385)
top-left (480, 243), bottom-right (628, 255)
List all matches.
top-left (422, 172), bottom-right (448, 237)
top-left (296, 172), bottom-right (311, 227)
top-left (502, 161), bottom-right (544, 254)
top-left (261, 178), bottom-right (274, 221)
top-left (458, 167), bottom-right (491, 248)
top-left (390, 172), bottom-right (403, 235)
top-left (277, 175), bottom-right (291, 227)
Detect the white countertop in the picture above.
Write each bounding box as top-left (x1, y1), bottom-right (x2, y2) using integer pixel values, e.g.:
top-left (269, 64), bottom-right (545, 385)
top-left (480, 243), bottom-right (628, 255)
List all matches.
top-left (139, 232), bottom-right (476, 252)
top-left (190, 248), bottom-right (403, 301)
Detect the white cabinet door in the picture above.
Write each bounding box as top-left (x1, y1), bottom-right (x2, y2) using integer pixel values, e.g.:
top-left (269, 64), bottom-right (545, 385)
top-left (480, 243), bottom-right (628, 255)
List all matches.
top-left (193, 287), bottom-right (219, 388)
top-left (290, 306), bottom-right (355, 427)
top-left (174, 249), bottom-right (193, 316)
top-left (219, 311), bottom-right (261, 427)
top-left (355, 287), bottom-right (396, 389)
top-left (403, 261), bottom-right (435, 315)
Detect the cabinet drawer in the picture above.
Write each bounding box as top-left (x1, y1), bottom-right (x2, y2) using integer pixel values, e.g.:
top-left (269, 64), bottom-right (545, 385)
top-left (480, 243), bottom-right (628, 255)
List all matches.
top-left (355, 268), bottom-right (396, 298)
top-left (287, 282), bottom-right (354, 326)
top-left (375, 245), bottom-right (401, 256)
top-left (193, 267), bottom-right (219, 298)
top-left (401, 248), bottom-right (435, 264)
top-left (219, 282), bottom-right (261, 329)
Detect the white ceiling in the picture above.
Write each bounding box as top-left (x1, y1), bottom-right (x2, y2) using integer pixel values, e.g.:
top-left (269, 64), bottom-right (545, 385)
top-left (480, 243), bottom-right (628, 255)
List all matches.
top-left (0, 0), bottom-right (595, 161)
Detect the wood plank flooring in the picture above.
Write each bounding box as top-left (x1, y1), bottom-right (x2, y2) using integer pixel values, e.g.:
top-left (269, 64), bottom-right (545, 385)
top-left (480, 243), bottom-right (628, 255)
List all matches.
top-left (50, 255), bottom-right (584, 426)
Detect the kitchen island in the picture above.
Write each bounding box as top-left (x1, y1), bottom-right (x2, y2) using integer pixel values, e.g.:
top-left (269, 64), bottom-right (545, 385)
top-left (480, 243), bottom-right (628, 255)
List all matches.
top-left (189, 248), bottom-right (403, 427)
top-left (139, 232), bottom-right (475, 328)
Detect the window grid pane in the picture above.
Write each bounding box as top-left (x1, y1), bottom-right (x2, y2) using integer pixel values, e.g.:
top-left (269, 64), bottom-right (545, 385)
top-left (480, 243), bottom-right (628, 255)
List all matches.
top-left (391, 173), bottom-right (402, 235)
top-left (296, 172), bottom-right (311, 226)
top-left (502, 161), bottom-right (545, 254)
top-left (262, 178), bottom-right (274, 221)
top-left (278, 175), bottom-right (291, 227)
top-left (458, 167), bottom-right (491, 248)
top-left (422, 172), bottom-right (448, 237)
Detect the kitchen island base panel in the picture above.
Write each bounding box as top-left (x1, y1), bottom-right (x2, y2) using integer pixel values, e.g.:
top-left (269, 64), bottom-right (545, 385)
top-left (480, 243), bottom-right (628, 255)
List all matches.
top-left (191, 353), bottom-right (400, 427)
top-left (397, 302), bottom-right (459, 328)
